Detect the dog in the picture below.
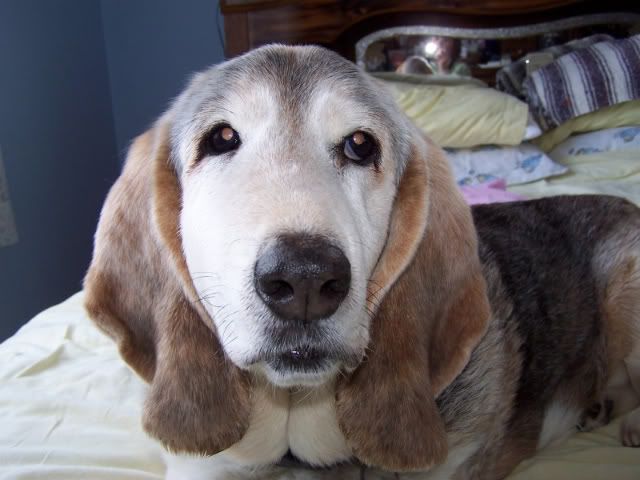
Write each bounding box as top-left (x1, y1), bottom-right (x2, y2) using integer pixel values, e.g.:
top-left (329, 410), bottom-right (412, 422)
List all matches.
top-left (84, 45), bottom-right (640, 479)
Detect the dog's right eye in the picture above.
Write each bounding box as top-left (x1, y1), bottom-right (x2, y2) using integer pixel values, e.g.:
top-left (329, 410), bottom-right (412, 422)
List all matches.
top-left (205, 124), bottom-right (241, 155)
top-left (342, 131), bottom-right (378, 166)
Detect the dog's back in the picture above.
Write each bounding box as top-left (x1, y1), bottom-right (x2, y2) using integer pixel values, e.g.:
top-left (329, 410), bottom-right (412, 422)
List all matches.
top-left (474, 195), bottom-right (640, 405)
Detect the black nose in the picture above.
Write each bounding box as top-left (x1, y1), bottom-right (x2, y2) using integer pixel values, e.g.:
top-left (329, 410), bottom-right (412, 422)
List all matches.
top-left (254, 234), bottom-right (351, 323)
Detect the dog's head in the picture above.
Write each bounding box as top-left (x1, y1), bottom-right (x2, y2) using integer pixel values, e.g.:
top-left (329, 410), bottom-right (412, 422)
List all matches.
top-left (85, 45), bottom-right (489, 471)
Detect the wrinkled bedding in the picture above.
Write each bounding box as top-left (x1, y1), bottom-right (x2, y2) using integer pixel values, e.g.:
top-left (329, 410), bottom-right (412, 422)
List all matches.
top-left (1, 272), bottom-right (639, 479)
top-left (0, 293), bottom-right (163, 480)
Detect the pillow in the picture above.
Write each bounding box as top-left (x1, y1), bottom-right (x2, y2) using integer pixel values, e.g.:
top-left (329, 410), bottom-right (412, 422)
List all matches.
top-left (445, 144), bottom-right (568, 186)
top-left (549, 126), bottom-right (640, 160)
top-left (523, 35), bottom-right (640, 130)
top-left (372, 71), bottom-right (486, 88)
top-left (532, 99), bottom-right (640, 152)
top-left (496, 34), bottom-right (614, 99)
top-left (381, 80), bottom-right (529, 148)
top-left (460, 179), bottom-right (527, 205)
top-left (524, 113), bottom-right (542, 140)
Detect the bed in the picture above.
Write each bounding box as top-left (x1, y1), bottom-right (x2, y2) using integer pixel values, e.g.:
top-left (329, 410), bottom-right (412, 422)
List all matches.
top-left (2, 292), bottom-right (640, 480)
top-left (2, 1), bottom-right (640, 479)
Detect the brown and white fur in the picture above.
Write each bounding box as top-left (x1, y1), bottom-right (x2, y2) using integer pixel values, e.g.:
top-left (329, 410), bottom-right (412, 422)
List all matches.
top-left (84, 45), bottom-right (640, 479)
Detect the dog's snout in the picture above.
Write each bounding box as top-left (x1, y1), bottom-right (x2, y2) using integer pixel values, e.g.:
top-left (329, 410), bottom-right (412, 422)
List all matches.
top-left (254, 234), bottom-right (351, 323)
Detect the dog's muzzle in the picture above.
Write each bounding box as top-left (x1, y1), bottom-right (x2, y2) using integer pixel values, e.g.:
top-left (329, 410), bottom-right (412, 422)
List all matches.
top-left (253, 233), bottom-right (351, 373)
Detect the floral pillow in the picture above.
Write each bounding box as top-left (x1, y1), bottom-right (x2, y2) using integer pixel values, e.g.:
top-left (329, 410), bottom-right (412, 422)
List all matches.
top-left (445, 144), bottom-right (568, 186)
top-left (549, 126), bottom-right (640, 159)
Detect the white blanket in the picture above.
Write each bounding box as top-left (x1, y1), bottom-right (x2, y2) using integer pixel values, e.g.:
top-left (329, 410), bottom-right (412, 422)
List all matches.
top-left (1, 293), bottom-right (639, 479)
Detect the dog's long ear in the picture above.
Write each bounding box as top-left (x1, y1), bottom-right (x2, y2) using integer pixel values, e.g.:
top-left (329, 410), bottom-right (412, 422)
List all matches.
top-left (336, 134), bottom-right (490, 471)
top-left (84, 116), bottom-right (251, 455)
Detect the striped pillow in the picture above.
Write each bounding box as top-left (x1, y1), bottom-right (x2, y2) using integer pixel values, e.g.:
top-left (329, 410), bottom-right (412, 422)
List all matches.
top-left (523, 35), bottom-right (640, 130)
top-left (496, 34), bottom-right (613, 99)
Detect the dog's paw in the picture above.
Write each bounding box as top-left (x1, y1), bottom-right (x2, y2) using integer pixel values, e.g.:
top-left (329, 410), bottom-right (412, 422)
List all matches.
top-left (621, 406), bottom-right (640, 447)
top-left (577, 398), bottom-right (613, 432)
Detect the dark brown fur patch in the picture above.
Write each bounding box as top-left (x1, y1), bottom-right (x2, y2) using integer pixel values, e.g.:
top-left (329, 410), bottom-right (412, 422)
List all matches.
top-left (472, 196), bottom-right (638, 412)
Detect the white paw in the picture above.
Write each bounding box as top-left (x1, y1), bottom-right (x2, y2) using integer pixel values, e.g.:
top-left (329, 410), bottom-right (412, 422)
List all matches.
top-left (620, 407), bottom-right (640, 447)
top-left (578, 399), bottom-right (613, 432)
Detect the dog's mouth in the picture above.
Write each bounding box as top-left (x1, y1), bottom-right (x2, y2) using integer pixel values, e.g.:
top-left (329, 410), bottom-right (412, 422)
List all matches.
top-left (268, 346), bottom-right (333, 372)
top-left (261, 348), bottom-right (340, 387)
top-left (250, 341), bottom-right (363, 387)
top-left (241, 318), bottom-right (367, 386)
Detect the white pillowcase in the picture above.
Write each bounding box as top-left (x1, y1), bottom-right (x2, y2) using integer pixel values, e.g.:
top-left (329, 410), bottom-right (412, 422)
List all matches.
top-left (523, 113), bottom-right (543, 140)
top-left (549, 126), bottom-right (640, 159)
top-left (446, 143), bottom-right (568, 186)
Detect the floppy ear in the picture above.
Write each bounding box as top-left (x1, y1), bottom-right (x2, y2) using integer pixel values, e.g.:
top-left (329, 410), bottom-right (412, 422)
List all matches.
top-left (84, 116), bottom-right (251, 455)
top-left (336, 134), bottom-right (490, 471)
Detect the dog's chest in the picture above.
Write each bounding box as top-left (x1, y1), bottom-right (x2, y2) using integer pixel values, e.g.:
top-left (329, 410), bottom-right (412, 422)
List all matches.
top-left (223, 379), bottom-right (351, 467)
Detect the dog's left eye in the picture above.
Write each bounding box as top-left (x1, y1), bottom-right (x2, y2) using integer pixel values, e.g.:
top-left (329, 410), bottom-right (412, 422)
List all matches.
top-left (343, 131), bottom-right (378, 166)
top-left (205, 124), bottom-right (241, 155)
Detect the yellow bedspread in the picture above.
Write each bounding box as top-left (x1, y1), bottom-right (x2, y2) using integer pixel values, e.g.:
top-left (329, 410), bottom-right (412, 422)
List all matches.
top-left (0, 293), bottom-right (163, 479)
top-left (1, 293), bottom-right (639, 479)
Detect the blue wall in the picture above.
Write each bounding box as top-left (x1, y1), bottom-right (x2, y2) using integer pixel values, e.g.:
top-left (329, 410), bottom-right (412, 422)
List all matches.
top-left (0, 0), bottom-right (119, 339)
top-left (0, 0), bottom-right (226, 340)
top-left (101, 0), bottom-right (225, 156)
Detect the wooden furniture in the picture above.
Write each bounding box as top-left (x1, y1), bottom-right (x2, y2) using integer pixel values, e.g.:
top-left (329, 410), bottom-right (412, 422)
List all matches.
top-left (220, 0), bottom-right (640, 60)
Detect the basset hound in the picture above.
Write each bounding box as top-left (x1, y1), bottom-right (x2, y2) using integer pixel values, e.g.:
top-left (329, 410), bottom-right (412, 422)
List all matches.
top-left (84, 45), bottom-right (640, 479)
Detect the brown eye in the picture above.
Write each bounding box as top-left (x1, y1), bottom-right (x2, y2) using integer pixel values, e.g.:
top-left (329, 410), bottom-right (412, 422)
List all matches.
top-left (343, 131), bottom-right (378, 166)
top-left (206, 124), bottom-right (241, 155)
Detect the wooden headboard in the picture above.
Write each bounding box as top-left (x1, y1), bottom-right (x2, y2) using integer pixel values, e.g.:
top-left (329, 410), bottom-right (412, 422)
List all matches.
top-left (220, 0), bottom-right (639, 60)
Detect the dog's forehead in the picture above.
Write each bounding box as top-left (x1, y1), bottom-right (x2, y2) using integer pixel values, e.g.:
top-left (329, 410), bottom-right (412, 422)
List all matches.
top-left (236, 46), bottom-right (373, 99)
top-left (178, 46), bottom-right (385, 126)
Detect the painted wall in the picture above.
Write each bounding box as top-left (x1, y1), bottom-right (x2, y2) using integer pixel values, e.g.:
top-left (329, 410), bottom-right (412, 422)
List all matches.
top-left (0, 0), bottom-right (226, 340)
top-left (0, 0), bottom-right (119, 339)
top-left (101, 0), bottom-right (226, 157)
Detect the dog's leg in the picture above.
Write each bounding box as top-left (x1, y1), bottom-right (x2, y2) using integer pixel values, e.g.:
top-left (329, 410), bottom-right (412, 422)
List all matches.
top-left (597, 225), bottom-right (640, 447)
top-left (620, 355), bottom-right (640, 447)
top-left (616, 249), bottom-right (640, 447)
top-left (621, 407), bottom-right (640, 447)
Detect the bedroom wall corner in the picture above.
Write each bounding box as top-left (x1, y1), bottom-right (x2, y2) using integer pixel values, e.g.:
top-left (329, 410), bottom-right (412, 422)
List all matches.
top-left (0, 0), bottom-right (119, 340)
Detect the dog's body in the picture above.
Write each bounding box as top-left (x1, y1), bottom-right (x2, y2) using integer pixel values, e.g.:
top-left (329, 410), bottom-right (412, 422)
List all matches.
top-left (84, 45), bottom-right (640, 479)
top-left (441, 196), bottom-right (640, 478)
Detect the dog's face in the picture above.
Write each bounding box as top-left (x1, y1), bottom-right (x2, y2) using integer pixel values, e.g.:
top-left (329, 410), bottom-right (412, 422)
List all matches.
top-left (173, 46), bottom-right (412, 387)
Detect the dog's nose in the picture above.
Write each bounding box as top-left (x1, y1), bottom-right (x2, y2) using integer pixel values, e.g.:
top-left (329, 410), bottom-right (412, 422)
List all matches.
top-left (254, 234), bottom-right (351, 323)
